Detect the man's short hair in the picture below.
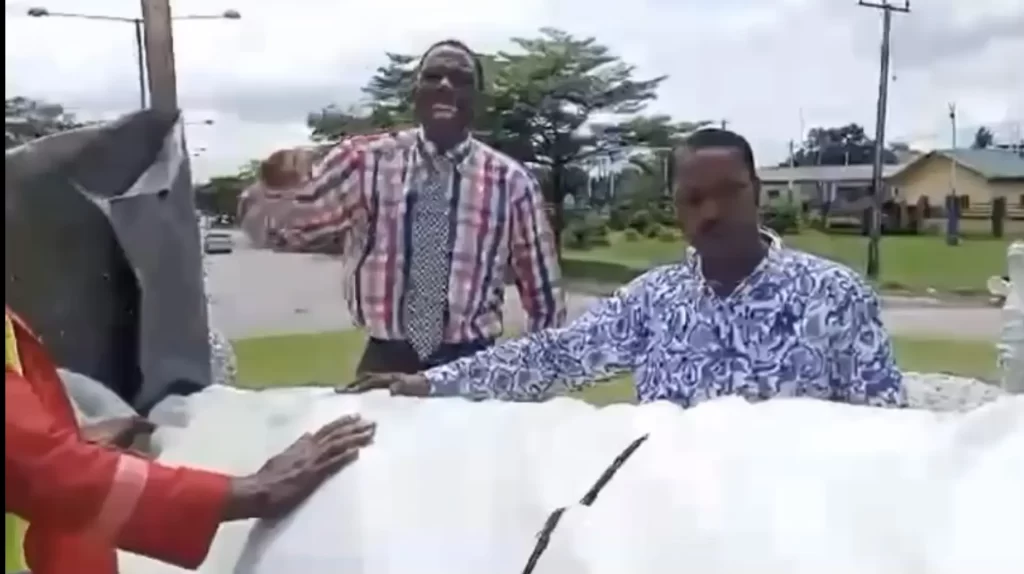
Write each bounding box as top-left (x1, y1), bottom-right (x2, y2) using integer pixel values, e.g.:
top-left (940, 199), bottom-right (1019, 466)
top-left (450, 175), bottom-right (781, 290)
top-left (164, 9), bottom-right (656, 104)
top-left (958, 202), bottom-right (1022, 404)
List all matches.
top-left (679, 128), bottom-right (757, 178)
top-left (417, 39), bottom-right (485, 91)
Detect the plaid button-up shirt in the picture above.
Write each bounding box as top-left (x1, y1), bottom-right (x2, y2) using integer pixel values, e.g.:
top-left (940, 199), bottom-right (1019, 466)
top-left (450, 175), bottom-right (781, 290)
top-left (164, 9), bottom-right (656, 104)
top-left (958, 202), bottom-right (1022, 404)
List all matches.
top-left (239, 128), bottom-right (565, 343)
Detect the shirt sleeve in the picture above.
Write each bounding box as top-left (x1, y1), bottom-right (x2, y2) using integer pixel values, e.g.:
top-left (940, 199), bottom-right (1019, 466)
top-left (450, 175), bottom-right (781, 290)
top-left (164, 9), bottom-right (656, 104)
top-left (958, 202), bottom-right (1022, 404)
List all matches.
top-left (508, 169), bottom-right (566, 331)
top-left (238, 138), bottom-right (367, 253)
top-left (827, 283), bottom-right (906, 407)
top-left (423, 272), bottom-right (657, 400)
top-left (5, 368), bottom-right (232, 570)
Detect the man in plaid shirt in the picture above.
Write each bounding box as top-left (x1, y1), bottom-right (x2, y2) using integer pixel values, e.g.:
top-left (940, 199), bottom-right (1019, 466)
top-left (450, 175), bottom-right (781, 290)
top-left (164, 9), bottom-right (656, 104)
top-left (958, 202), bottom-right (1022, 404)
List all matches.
top-left (239, 39), bottom-right (565, 374)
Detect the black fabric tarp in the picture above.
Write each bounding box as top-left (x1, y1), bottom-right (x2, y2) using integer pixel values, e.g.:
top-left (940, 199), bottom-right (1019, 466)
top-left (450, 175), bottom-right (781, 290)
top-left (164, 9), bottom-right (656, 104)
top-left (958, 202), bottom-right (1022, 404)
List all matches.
top-left (5, 109), bottom-right (211, 411)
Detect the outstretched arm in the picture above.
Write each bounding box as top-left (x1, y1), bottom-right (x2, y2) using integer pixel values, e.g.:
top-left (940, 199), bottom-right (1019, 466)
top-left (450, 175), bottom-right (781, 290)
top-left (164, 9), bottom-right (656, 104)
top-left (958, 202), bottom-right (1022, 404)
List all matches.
top-left (508, 170), bottom-right (565, 331)
top-left (239, 139), bottom-right (366, 253)
top-left (423, 272), bottom-right (658, 401)
top-left (5, 369), bottom-right (231, 570)
top-left (828, 284), bottom-right (906, 407)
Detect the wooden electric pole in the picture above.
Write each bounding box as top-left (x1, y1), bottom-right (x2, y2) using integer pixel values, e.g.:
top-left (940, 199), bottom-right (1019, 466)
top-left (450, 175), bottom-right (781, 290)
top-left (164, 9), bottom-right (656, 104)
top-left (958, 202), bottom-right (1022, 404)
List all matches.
top-left (858, 0), bottom-right (909, 280)
top-left (140, 0), bottom-right (179, 111)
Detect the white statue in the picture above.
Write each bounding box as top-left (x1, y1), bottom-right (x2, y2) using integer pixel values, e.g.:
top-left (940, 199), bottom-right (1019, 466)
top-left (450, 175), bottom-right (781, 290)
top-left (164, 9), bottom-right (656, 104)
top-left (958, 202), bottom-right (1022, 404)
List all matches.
top-left (993, 241), bottom-right (1024, 394)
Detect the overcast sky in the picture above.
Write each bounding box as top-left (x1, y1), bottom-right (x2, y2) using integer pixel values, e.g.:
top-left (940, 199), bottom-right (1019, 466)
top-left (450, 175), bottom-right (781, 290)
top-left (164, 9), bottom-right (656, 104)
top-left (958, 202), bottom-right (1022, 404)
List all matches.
top-left (6, 0), bottom-right (1023, 181)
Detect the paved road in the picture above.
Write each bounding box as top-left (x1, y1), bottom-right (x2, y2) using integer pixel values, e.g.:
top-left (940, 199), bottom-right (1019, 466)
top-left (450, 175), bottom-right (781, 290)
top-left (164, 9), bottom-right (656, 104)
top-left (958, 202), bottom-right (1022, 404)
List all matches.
top-left (207, 247), bottom-right (1003, 342)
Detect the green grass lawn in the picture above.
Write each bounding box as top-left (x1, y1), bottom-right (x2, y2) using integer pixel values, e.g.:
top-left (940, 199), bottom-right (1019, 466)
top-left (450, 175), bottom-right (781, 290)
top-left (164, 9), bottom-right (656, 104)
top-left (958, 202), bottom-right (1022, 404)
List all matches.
top-left (562, 230), bottom-right (1010, 295)
top-left (234, 330), bottom-right (997, 406)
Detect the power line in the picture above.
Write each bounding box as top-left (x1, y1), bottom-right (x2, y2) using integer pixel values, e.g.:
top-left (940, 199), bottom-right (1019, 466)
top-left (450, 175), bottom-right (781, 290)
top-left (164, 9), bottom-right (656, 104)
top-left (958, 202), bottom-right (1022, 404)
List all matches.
top-left (858, 0), bottom-right (910, 280)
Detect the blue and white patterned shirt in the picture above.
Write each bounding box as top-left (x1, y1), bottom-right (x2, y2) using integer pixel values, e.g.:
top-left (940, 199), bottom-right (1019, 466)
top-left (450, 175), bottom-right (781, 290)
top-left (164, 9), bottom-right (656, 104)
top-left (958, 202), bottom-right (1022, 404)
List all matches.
top-left (424, 241), bottom-right (906, 408)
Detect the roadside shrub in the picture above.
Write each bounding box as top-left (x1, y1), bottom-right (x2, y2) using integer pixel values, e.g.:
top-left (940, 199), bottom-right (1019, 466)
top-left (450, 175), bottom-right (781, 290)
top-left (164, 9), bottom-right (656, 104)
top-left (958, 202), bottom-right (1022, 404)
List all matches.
top-left (657, 227), bottom-right (679, 242)
top-left (628, 210), bottom-right (654, 235)
top-left (562, 226), bottom-right (591, 250)
top-left (607, 206), bottom-right (631, 231)
top-left (644, 223), bottom-right (663, 238)
top-left (761, 204), bottom-right (801, 235)
top-left (623, 228), bottom-right (641, 242)
top-left (563, 212), bottom-right (611, 249)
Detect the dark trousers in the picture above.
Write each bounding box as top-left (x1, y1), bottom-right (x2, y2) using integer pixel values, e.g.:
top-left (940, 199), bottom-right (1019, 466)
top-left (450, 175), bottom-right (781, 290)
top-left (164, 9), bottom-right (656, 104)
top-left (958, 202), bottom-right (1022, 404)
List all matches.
top-left (356, 337), bottom-right (494, 375)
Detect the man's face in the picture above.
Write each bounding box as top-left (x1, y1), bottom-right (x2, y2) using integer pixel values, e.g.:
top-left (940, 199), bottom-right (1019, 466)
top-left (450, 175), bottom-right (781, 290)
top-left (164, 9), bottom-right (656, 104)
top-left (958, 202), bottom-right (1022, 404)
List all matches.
top-left (674, 146), bottom-right (760, 259)
top-left (413, 46), bottom-right (477, 141)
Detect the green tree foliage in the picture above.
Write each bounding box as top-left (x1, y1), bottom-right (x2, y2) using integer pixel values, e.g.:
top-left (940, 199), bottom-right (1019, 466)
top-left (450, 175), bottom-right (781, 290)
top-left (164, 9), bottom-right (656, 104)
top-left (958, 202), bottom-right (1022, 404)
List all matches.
top-left (307, 103), bottom-right (410, 142)
top-left (5, 96), bottom-right (84, 149)
top-left (194, 171), bottom-right (255, 222)
top-left (971, 126), bottom-right (994, 150)
top-left (783, 123), bottom-right (899, 166)
top-left (303, 28), bottom-right (706, 243)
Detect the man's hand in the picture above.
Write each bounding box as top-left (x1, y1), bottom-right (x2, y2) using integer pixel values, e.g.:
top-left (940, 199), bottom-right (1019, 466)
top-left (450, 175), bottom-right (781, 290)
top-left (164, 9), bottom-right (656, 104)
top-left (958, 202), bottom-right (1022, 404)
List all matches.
top-left (337, 373), bottom-right (431, 396)
top-left (259, 148), bottom-right (316, 190)
top-left (82, 416), bottom-right (156, 450)
top-left (223, 414), bottom-right (376, 521)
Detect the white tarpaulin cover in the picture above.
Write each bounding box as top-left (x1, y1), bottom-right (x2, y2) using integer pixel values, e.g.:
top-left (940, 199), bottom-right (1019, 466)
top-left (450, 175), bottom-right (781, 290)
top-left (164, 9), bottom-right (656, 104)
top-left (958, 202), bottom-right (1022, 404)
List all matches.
top-left (119, 386), bottom-right (1024, 574)
top-left (5, 110), bottom-right (212, 411)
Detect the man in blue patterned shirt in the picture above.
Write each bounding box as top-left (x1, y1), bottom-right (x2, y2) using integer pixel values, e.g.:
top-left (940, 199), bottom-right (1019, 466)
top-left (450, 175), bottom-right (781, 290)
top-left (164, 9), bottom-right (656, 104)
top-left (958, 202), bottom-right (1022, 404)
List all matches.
top-left (349, 129), bottom-right (906, 408)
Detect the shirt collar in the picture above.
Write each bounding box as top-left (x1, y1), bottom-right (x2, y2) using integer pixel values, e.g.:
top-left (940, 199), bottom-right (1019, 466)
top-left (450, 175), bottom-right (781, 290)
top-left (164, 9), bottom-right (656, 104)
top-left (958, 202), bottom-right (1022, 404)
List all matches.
top-left (683, 227), bottom-right (785, 287)
top-left (415, 128), bottom-right (474, 167)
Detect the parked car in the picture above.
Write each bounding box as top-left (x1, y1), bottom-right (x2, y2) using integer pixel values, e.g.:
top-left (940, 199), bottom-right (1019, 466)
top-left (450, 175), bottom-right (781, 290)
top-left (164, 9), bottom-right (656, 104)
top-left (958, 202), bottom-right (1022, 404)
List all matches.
top-left (203, 231), bottom-right (234, 254)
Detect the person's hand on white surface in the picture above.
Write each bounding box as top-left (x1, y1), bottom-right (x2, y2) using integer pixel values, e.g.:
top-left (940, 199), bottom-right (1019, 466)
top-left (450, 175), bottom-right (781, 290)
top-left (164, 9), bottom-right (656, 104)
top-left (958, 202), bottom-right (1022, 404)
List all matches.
top-left (340, 372), bottom-right (431, 396)
top-left (223, 414), bottom-right (376, 521)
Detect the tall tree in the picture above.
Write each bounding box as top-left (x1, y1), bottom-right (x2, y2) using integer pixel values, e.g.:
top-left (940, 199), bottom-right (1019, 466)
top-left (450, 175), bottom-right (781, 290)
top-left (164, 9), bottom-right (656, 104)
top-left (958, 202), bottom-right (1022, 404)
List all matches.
top-left (971, 126), bottom-right (994, 149)
top-left (486, 29), bottom-right (703, 238)
top-left (5, 96), bottom-right (84, 149)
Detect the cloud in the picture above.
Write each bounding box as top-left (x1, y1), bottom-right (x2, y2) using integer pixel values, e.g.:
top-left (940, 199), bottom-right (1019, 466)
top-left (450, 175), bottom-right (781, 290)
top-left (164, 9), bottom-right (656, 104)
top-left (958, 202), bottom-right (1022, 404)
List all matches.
top-left (6, 0), bottom-right (1023, 181)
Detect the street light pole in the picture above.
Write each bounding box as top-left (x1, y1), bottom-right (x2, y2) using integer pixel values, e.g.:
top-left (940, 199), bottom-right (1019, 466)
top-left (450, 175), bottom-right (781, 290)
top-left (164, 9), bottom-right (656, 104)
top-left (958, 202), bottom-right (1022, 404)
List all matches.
top-left (140, 0), bottom-right (177, 112)
top-left (134, 18), bottom-right (147, 109)
top-left (858, 0), bottom-right (909, 281)
top-left (26, 7), bottom-right (241, 110)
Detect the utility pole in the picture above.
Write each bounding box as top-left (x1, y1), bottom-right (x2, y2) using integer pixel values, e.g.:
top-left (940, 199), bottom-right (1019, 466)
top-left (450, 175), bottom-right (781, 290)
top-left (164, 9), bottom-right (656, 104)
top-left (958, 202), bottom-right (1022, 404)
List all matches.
top-left (787, 139), bottom-right (796, 203)
top-left (858, 0), bottom-right (910, 281)
top-left (140, 0), bottom-right (178, 112)
top-left (720, 119), bottom-right (729, 130)
top-left (946, 103), bottom-right (959, 246)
